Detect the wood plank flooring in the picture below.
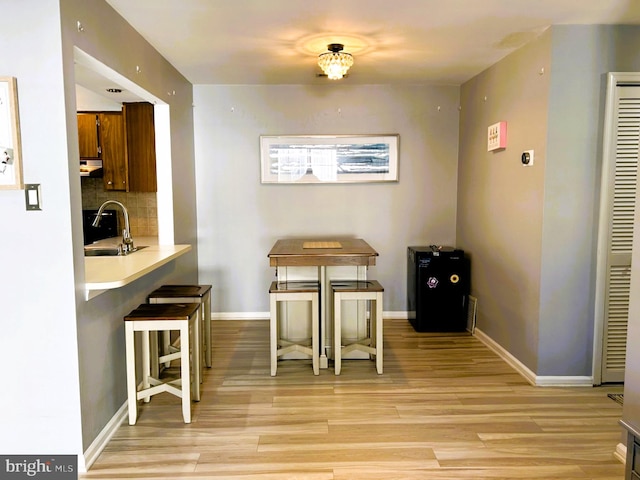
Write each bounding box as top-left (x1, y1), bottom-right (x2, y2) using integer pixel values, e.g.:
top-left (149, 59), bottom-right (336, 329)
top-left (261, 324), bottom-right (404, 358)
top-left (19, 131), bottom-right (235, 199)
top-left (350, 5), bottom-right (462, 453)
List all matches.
top-left (82, 319), bottom-right (625, 479)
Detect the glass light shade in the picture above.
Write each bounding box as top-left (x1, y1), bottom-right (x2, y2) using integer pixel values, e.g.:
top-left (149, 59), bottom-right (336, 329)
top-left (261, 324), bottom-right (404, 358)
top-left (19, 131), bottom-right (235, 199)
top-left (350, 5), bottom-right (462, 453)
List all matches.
top-left (318, 50), bottom-right (354, 80)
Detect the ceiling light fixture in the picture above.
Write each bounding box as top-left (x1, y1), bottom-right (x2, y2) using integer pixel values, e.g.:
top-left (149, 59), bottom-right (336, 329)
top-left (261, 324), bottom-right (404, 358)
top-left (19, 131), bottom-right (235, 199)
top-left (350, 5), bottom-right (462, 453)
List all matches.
top-left (317, 43), bottom-right (353, 80)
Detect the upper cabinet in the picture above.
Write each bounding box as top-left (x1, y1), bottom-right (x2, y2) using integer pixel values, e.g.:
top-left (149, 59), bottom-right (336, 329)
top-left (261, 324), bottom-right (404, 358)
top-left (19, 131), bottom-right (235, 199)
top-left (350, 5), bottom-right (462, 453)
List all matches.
top-left (100, 112), bottom-right (127, 191)
top-left (77, 113), bottom-right (100, 158)
top-left (123, 102), bottom-right (157, 192)
top-left (77, 102), bottom-right (156, 192)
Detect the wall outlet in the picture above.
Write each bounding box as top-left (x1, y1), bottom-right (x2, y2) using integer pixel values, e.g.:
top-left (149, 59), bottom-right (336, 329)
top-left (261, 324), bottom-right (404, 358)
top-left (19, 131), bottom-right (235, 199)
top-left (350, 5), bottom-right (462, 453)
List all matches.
top-left (487, 121), bottom-right (507, 151)
top-left (521, 150), bottom-right (534, 166)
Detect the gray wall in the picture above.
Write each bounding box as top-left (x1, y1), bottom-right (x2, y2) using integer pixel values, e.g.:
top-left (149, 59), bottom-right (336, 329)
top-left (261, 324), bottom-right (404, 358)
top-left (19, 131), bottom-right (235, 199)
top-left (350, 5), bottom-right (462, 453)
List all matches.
top-left (458, 30), bottom-right (551, 372)
top-left (0, 0), bottom-right (84, 458)
top-left (541, 26), bottom-right (640, 377)
top-left (625, 137), bottom-right (640, 440)
top-left (194, 84), bottom-right (460, 315)
top-left (539, 26), bottom-right (611, 376)
top-left (612, 26), bottom-right (640, 443)
top-left (458, 25), bottom-right (640, 377)
top-left (0, 0), bottom-right (199, 462)
top-left (61, 0), bottom-right (199, 452)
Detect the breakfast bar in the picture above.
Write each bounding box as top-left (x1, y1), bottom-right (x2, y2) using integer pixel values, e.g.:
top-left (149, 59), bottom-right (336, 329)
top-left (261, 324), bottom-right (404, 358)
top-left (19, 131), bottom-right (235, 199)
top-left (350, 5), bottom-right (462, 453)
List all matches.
top-left (85, 238), bottom-right (192, 300)
top-left (268, 238), bottom-right (378, 368)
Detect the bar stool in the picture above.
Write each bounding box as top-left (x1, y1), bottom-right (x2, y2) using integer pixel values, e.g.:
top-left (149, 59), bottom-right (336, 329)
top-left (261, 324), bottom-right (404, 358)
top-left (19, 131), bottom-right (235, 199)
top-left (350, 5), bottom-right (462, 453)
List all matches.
top-left (331, 280), bottom-right (384, 375)
top-left (124, 303), bottom-right (201, 425)
top-left (269, 281), bottom-right (320, 376)
top-left (148, 285), bottom-right (213, 374)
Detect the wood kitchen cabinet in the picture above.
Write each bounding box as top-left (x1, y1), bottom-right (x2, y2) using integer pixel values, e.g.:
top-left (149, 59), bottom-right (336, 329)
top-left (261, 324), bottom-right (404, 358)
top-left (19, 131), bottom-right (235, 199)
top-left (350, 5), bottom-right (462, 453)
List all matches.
top-left (123, 102), bottom-right (157, 192)
top-left (77, 113), bottom-right (100, 158)
top-left (77, 102), bottom-right (156, 192)
top-left (100, 112), bottom-right (127, 191)
top-left (78, 111), bottom-right (127, 190)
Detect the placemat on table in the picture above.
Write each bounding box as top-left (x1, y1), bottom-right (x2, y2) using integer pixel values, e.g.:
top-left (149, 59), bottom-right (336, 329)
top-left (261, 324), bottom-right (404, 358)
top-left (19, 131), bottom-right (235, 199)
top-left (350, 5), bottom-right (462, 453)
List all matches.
top-left (302, 241), bottom-right (342, 249)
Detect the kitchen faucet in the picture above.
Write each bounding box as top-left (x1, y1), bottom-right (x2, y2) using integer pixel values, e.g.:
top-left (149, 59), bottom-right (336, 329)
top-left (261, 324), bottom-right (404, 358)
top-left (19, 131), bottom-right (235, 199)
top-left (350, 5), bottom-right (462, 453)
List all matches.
top-left (92, 200), bottom-right (134, 254)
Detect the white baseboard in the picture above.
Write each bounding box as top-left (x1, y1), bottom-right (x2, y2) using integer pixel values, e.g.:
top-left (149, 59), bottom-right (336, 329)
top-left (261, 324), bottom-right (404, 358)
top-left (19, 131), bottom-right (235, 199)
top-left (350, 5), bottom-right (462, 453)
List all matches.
top-left (212, 312), bottom-right (269, 320)
top-left (473, 328), bottom-right (593, 387)
top-left (211, 311), bottom-right (408, 320)
top-left (384, 311), bottom-right (408, 319)
top-left (534, 375), bottom-right (593, 387)
top-left (83, 401), bottom-right (127, 471)
top-left (615, 442), bottom-right (627, 464)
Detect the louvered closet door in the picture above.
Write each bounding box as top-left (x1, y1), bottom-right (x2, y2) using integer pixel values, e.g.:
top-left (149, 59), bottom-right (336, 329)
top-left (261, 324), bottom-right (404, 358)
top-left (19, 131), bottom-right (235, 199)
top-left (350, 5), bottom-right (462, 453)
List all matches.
top-left (601, 86), bottom-right (640, 383)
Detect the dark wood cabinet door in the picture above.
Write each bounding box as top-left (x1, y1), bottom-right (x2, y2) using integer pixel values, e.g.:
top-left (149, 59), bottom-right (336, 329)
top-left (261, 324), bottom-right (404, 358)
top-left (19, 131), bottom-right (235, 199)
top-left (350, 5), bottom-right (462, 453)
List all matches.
top-left (124, 102), bottom-right (157, 192)
top-left (99, 113), bottom-right (127, 191)
top-left (77, 113), bottom-right (99, 158)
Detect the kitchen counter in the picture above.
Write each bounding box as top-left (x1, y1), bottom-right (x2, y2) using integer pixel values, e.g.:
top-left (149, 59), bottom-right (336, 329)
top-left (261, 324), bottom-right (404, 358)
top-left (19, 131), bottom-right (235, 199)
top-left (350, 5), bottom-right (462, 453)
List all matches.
top-left (84, 236), bottom-right (191, 300)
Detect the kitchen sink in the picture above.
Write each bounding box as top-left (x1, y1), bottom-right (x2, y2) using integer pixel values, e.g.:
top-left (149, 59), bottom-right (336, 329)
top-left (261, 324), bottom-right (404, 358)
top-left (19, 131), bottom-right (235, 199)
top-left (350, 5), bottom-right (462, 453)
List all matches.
top-left (84, 245), bottom-right (148, 256)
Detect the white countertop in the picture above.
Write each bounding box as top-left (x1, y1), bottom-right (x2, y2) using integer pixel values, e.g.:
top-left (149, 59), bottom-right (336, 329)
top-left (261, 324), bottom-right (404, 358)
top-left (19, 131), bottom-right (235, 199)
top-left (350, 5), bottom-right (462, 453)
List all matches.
top-left (84, 236), bottom-right (191, 300)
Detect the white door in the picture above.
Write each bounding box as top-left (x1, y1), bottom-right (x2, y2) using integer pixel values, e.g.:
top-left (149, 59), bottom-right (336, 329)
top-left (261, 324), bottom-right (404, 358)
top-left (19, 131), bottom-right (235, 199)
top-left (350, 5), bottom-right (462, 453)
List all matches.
top-left (597, 82), bottom-right (640, 384)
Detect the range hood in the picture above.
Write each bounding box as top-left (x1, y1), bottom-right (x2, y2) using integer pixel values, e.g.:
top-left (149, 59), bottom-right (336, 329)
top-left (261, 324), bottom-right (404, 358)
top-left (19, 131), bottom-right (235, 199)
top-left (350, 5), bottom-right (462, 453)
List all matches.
top-left (80, 159), bottom-right (103, 177)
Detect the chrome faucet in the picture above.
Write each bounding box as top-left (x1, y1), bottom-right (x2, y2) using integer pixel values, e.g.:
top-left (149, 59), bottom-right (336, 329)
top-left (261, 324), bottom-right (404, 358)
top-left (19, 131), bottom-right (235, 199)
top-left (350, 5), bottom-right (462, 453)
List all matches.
top-left (92, 200), bottom-right (134, 254)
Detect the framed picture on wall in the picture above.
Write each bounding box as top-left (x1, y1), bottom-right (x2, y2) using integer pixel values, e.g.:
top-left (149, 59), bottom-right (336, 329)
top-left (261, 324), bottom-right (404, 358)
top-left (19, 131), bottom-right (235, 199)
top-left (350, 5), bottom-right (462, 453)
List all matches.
top-left (260, 134), bottom-right (399, 184)
top-left (0, 77), bottom-right (23, 190)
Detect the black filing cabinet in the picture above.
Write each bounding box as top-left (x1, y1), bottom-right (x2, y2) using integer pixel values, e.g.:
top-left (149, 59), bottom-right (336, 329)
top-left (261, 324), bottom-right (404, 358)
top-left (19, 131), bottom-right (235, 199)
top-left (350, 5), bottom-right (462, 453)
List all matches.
top-left (407, 246), bottom-right (470, 332)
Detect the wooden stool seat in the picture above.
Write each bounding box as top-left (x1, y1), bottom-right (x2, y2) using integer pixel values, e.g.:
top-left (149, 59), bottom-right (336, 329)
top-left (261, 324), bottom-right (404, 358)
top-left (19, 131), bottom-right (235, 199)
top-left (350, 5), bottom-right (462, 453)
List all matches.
top-left (331, 280), bottom-right (384, 375)
top-left (148, 285), bottom-right (213, 372)
top-left (124, 303), bottom-right (201, 424)
top-left (269, 281), bottom-right (320, 376)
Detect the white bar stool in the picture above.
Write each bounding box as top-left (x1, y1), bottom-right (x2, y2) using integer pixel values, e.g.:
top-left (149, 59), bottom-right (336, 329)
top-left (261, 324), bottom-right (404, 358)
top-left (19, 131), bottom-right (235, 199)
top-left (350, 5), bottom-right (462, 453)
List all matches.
top-left (124, 303), bottom-right (201, 425)
top-left (148, 285), bottom-right (212, 375)
top-left (269, 281), bottom-right (320, 376)
top-left (331, 280), bottom-right (384, 375)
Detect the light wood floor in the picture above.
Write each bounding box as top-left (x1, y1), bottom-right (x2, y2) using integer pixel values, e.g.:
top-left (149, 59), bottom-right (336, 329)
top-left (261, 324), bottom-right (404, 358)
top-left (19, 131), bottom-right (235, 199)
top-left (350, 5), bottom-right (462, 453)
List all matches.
top-left (82, 319), bottom-right (625, 479)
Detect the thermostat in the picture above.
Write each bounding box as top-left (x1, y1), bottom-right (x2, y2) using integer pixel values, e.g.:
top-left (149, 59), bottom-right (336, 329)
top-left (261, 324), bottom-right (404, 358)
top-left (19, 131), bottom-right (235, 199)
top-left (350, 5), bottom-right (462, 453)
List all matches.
top-left (521, 150), bottom-right (534, 166)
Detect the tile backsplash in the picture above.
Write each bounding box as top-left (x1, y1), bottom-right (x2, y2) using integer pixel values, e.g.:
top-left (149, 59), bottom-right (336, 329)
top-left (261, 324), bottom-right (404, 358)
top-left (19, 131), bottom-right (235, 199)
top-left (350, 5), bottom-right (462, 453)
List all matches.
top-left (81, 177), bottom-right (158, 237)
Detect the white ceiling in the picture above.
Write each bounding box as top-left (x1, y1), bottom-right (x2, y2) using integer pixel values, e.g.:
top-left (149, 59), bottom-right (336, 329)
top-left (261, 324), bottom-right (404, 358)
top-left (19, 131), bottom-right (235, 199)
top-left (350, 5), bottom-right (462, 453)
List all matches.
top-left (102, 0), bottom-right (640, 87)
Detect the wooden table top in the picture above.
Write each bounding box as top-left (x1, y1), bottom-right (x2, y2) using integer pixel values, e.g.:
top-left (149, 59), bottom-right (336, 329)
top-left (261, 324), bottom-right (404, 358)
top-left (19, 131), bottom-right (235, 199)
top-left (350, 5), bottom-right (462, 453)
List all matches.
top-left (268, 238), bottom-right (378, 267)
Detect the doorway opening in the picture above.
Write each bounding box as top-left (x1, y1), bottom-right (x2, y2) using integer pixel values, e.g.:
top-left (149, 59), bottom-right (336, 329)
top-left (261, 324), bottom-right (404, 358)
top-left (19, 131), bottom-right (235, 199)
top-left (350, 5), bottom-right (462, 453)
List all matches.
top-left (73, 48), bottom-right (174, 245)
top-left (593, 72), bottom-right (640, 385)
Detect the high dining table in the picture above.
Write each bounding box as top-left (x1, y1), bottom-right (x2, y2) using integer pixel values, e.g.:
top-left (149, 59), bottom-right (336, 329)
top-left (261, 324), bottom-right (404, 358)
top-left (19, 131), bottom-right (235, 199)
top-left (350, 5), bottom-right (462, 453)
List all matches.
top-left (268, 238), bottom-right (378, 369)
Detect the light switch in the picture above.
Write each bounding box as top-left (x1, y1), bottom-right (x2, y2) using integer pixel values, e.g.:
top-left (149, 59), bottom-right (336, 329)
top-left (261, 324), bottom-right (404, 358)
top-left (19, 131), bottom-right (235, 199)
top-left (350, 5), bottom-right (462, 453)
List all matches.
top-left (25, 184), bottom-right (41, 210)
